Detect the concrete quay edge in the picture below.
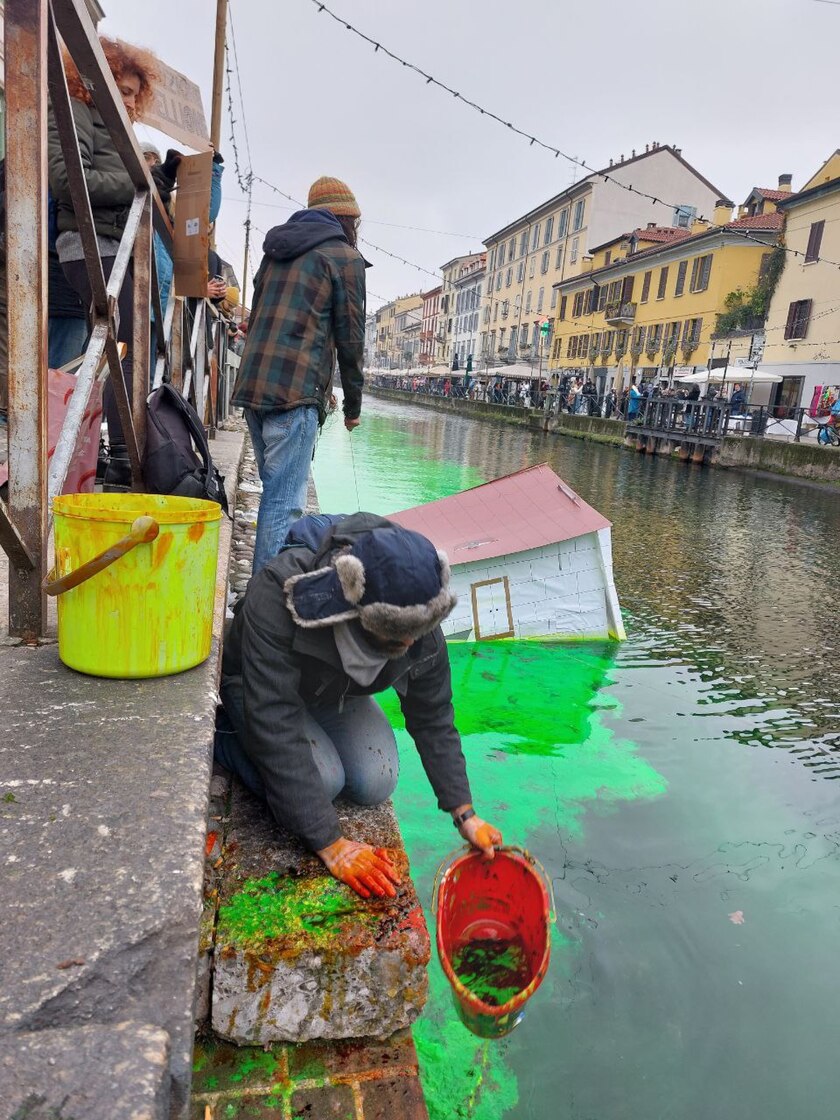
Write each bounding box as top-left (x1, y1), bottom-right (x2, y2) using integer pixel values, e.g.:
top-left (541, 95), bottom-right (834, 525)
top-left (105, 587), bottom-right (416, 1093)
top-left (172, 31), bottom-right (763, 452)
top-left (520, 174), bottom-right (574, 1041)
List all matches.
top-left (0, 426), bottom-right (245, 1120)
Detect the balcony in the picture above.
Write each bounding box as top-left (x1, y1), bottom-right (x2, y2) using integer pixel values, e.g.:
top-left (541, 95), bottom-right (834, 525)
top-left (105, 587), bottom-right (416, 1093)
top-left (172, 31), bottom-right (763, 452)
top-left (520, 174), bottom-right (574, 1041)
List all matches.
top-left (604, 300), bottom-right (637, 325)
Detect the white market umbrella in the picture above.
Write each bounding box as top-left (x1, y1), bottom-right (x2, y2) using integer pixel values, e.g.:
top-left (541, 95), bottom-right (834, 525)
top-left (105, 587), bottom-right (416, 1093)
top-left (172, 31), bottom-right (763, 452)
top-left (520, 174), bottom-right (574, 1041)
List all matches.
top-left (674, 366), bottom-right (782, 384)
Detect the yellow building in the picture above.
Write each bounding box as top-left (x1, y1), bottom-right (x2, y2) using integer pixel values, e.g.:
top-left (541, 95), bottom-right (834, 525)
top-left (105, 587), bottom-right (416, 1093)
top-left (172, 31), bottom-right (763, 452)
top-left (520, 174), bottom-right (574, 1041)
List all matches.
top-left (762, 152), bottom-right (840, 412)
top-left (548, 201), bottom-right (782, 393)
top-left (480, 143), bottom-right (724, 367)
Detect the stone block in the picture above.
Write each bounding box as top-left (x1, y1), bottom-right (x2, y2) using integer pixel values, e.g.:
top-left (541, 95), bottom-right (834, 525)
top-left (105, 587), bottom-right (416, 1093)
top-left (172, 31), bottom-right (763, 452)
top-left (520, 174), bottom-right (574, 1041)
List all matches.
top-left (361, 1076), bottom-right (429, 1120)
top-left (211, 787), bottom-right (429, 1045)
top-left (0, 1021), bottom-right (170, 1120)
top-left (291, 1084), bottom-right (356, 1119)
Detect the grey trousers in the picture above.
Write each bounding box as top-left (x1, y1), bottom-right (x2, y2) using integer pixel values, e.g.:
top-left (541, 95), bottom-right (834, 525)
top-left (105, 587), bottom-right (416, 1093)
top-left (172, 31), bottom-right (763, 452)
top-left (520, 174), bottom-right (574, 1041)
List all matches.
top-left (214, 694), bottom-right (399, 809)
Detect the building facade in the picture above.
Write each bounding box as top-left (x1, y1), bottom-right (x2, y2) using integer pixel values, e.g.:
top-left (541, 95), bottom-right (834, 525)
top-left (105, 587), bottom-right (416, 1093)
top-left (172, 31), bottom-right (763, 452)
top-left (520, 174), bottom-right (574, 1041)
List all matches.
top-left (439, 254), bottom-right (485, 367)
top-left (420, 286), bottom-right (441, 366)
top-left (452, 260), bottom-right (486, 371)
top-left (762, 152), bottom-right (840, 411)
top-left (548, 202), bottom-right (782, 393)
top-left (480, 143), bottom-right (724, 370)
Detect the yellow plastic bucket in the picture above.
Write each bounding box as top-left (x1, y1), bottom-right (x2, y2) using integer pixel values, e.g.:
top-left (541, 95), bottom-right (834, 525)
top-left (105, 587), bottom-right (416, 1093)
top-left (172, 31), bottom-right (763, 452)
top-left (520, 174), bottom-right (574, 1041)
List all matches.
top-left (47, 493), bottom-right (222, 678)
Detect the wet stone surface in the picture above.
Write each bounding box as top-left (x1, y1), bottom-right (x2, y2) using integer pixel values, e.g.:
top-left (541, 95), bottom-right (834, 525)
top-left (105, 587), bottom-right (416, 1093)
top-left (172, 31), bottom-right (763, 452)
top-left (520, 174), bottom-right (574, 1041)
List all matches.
top-left (211, 785), bottom-right (430, 1045)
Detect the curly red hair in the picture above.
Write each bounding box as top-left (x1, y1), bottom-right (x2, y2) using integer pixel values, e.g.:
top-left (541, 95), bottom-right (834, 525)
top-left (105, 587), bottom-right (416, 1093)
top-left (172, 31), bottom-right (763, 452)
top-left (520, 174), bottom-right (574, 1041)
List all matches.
top-left (63, 36), bottom-right (159, 119)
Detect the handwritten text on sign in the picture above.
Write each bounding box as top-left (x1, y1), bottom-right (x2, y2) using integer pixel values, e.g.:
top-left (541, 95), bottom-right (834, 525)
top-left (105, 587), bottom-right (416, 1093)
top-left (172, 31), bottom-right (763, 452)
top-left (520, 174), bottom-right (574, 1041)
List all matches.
top-left (140, 60), bottom-right (210, 152)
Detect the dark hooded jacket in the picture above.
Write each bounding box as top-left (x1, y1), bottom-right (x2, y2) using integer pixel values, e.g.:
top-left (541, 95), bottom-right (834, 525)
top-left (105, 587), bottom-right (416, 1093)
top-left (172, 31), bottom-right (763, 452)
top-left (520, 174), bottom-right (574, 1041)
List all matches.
top-left (220, 513), bottom-right (472, 851)
top-left (231, 209), bottom-right (366, 424)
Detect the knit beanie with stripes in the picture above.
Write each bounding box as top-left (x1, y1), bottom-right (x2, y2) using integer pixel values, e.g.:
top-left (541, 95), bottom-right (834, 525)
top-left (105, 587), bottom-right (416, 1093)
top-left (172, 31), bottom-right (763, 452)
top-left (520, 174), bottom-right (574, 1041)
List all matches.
top-left (307, 176), bottom-right (361, 218)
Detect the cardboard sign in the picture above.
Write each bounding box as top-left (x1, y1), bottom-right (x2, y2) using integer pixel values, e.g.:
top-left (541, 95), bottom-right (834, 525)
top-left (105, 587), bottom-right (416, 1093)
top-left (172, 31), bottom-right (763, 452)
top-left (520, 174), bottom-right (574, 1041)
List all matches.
top-left (172, 151), bottom-right (213, 298)
top-left (140, 58), bottom-right (211, 152)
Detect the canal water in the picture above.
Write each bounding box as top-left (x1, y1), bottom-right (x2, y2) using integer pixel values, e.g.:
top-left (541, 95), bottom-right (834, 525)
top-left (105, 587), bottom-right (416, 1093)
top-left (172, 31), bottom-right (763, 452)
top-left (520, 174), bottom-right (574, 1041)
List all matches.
top-left (312, 396), bottom-right (840, 1120)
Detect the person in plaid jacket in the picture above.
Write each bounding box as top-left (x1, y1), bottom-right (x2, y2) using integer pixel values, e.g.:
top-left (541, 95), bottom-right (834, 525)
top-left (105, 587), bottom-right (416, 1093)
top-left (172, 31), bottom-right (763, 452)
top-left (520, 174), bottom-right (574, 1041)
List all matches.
top-left (232, 176), bottom-right (366, 572)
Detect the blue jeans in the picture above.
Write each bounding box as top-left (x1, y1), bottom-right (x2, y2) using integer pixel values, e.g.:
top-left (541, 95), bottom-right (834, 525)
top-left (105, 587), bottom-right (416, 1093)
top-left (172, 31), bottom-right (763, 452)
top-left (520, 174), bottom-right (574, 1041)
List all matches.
top-left (48, 316), bottom-right (88, 369)
top-left (245, 405), bottom-right (319, 573)
top-left (214, 695), bottom-right (399, 808)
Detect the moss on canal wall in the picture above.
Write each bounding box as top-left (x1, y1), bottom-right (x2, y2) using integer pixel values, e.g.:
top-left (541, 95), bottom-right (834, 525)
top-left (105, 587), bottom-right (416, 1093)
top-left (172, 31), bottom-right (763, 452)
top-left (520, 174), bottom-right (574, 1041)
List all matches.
top-left (717, 434), bottom-right (840, 484)
top-left (367, 387), bottom-right (840, 484)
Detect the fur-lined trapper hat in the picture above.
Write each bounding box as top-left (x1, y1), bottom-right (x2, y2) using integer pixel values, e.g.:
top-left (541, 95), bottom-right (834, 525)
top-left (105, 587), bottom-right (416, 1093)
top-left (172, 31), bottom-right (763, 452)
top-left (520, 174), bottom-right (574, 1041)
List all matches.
top-left (284, 520), bottom-right (456, 641)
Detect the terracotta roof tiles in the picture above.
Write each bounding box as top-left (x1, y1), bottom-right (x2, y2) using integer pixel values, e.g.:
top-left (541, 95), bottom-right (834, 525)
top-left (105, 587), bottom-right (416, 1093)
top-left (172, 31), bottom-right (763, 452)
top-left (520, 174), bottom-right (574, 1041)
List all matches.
top-left (726, 212), bottom-right (784, 230)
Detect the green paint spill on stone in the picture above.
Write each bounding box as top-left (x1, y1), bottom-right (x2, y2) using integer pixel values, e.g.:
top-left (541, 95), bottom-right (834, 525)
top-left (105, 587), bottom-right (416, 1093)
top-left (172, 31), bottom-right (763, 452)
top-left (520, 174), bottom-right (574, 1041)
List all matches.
top-left (217, 872), bottom-right (379, 953)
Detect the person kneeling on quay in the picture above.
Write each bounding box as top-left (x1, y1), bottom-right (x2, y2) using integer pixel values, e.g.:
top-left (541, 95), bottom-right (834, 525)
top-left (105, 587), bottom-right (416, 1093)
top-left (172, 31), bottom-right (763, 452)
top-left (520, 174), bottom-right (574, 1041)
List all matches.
top-left (216, 512), bottom-right (502, 899)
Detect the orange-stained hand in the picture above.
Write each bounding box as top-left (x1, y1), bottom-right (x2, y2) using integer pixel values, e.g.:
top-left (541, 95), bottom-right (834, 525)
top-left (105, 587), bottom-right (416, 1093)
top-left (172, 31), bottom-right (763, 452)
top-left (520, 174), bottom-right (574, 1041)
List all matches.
top-left (344, 416), bottom-right (361, 432)
top-left (459, 815), bottom-right (503, 861)
top-left (317, 837), bottom-right (401, 899)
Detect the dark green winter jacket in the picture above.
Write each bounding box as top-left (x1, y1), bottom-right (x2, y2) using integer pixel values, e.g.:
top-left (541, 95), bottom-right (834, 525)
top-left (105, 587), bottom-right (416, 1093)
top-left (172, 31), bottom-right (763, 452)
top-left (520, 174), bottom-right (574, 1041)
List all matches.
top-left (220, 513), bottom-right (472, 851)
top-left (47, 98), bottom-right (135, 241)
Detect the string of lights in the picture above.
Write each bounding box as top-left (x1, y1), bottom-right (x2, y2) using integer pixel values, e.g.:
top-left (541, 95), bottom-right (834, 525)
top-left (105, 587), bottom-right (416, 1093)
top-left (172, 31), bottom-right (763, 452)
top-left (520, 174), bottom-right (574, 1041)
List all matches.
top-left (227, 1), bottom-right (253, 177)
top-left (306, 0), bottom-right (840, 276)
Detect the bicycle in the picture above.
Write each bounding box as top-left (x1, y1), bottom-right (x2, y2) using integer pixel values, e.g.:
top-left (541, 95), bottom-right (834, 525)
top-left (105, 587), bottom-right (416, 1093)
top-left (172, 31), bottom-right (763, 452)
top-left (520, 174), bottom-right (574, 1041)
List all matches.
top-left (815, 416), bottom-right (840, 447)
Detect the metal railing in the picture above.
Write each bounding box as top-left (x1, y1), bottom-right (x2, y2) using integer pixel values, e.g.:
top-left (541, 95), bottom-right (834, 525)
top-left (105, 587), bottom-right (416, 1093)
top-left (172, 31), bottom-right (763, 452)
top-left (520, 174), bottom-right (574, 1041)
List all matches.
top-left (368, 376), bottom-right (834, 449)
top-left (0, 0), bottom-right (233, 638)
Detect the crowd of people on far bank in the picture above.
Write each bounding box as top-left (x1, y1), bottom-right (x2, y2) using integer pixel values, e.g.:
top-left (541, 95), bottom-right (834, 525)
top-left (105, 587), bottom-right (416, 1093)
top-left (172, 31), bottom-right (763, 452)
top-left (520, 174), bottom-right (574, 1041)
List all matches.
top-left (372, 368), bottom-right (753, 423)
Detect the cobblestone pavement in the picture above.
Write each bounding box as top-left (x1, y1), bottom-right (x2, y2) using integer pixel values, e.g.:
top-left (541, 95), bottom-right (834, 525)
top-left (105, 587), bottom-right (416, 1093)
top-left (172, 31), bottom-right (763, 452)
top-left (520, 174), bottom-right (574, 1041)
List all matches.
top-left (198, 428), bottom-right (429, 1120)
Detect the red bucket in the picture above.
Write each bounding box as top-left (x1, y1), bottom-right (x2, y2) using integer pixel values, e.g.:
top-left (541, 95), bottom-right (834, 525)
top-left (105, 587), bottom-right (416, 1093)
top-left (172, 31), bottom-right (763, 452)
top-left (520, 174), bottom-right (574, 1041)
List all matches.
top-left (434, 846), bottom-right (553, 1038)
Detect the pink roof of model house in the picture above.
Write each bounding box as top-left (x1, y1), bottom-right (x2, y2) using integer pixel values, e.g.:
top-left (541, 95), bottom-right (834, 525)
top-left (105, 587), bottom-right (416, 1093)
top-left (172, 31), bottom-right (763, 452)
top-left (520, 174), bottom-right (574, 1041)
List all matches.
top-left (388, 463), bottom-right (611, 565)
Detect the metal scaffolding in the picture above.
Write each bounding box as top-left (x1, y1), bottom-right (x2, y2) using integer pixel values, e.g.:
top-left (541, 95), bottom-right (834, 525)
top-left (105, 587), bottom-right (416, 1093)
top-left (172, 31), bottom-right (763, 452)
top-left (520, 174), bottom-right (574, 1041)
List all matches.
top-left (0, 0), bottom-right (232, 639)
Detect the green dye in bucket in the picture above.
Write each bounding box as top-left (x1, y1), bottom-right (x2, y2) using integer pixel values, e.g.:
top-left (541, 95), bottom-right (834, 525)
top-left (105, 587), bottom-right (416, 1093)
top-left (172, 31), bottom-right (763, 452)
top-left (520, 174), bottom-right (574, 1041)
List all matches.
top-left (452, 937), bottom-right (532, 1008)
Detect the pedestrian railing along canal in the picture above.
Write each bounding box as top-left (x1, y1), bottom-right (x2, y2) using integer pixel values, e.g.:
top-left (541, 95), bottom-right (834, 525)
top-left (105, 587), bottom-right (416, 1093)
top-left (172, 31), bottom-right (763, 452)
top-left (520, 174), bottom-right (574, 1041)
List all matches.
top-left (0, 0), bottom-right (233, 640)
top-left (625, 398), bottom-right (813, 446)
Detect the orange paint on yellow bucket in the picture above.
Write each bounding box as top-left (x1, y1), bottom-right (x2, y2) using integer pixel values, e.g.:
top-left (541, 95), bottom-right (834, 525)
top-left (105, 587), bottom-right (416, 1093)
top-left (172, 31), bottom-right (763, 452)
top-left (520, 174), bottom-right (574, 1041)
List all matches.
top-left (49, 493), bottom-right (222, 678)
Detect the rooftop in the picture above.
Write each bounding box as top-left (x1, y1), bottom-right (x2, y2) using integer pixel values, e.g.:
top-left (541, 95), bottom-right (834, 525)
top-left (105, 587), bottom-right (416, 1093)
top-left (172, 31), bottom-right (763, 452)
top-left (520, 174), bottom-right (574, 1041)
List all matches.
top-left (388, 463), bottom-right (610, 564)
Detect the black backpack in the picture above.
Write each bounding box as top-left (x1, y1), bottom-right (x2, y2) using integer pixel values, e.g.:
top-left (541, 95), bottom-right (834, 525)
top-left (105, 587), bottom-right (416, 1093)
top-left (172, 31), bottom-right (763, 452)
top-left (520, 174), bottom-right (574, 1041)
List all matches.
top-left (142, 383), bottom-right (229, 515)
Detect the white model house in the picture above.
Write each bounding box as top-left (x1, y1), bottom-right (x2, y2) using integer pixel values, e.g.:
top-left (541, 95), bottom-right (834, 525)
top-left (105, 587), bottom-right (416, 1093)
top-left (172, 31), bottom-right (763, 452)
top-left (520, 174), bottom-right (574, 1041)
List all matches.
top-left (389, 464), bottom-right (626, 641)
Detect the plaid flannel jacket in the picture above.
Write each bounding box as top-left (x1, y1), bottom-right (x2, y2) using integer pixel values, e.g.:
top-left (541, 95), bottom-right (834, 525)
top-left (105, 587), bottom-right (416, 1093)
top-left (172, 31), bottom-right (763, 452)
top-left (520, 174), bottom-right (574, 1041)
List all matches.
top-left (231, 239), bottom-right (366, 422)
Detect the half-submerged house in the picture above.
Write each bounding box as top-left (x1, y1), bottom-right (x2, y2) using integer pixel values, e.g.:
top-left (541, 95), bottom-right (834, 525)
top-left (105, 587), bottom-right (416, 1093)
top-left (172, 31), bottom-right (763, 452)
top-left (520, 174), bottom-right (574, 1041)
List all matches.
top-left (389, 464), bottom-right (625, 641)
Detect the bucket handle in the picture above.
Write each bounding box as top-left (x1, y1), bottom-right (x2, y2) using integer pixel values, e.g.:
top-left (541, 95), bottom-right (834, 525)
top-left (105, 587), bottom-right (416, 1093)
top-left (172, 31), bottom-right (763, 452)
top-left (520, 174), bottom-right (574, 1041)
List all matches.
top-left (43, 515), bottom-right (160, 596)
top-left (432, 843), bottom-right (557, 924)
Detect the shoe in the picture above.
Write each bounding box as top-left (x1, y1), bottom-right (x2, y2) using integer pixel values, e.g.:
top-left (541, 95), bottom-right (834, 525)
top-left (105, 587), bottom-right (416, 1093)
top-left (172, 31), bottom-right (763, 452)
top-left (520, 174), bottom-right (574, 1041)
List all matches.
top-left (103, 442), bottom-right (133, 493)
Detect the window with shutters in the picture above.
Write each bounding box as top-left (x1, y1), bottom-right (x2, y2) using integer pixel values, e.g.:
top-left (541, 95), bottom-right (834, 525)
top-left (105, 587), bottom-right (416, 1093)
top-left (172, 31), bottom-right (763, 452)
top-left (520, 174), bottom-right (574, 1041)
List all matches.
top-left (805, 221), bottom-right (825, 263)
top-left (506, 268), bottom-right (512, 288)
top-left (621, 275), bottom-right (635, 302)
top-left (641, 270), bottom-right (652, 303)
top-left (531, 224), bottom-right (541, 251)
top-left (657, 267), bottom-right (669, 299)
top-left (489, 248), bottom-right (496, 271)
top-left (517, 261), bottom-right (525, 283)
top-left (632, 325), bottom-right (646, 352)
top-left (526, 290), bottom-right (532, 313)
top-left (555, 245), bottom-right (564, 270)
top-left (508, 238), bottom-right (516, 263)
top-left (674, 260), bottom-right (688, 297)
top-left (607, 280), bottom-right (622, 303)
top-left (501, 300), bottom-right (510, 320)
top-left (552, 337), bottom-right (563, 360)
top-left (544, 217), bottom-right (554, 244)
top-left (529, 257), bottom-right (536, 279)
top-left (551, 287), bottom-right (558, 310)
top-left (541, 250), bottom-right (550, 274)
top-left (604, 251), bottom-right (612, 266)
top-left (519, 231), bottom-right (528, 257)
top-left (496, 272), bottom-right (502, 291)
top-left (572, 199), bottom-right (585, 231)
top-left (521, 324), bottom-right (529, 347)
top-left (572, 292), bottom-right (583, 317)
top-left (559, 295), bottom-right (567, 321)
top-left (558, 209), bottom-right (569, 238)
top-left (602, 330), bottom-right (614, 355)
top-left (647, 324), bottom-right (662, 351)
top-left (537, 287), bottom-right (545, 312)
top-left (784, 299), bottom-right (812, 339)
top-left (570, 237), bottom-right (579, 263)
top-left (514, 294), bottom-right (521, 315)
top-left (493, 303), bottom-right (498, 322)
top-left (689, 254), bottom-right (712, 292)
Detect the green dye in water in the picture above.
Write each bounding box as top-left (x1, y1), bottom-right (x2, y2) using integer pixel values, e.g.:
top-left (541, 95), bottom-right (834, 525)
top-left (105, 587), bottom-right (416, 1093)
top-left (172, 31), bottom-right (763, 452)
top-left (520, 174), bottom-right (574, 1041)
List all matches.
top-left (452, 938), bottom-right (532, 1008)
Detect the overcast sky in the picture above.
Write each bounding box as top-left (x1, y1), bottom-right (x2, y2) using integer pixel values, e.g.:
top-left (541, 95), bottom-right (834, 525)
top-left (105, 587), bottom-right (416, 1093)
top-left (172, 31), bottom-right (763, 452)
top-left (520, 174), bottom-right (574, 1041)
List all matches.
top-left (103, 0), bottom-right (839, 313)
